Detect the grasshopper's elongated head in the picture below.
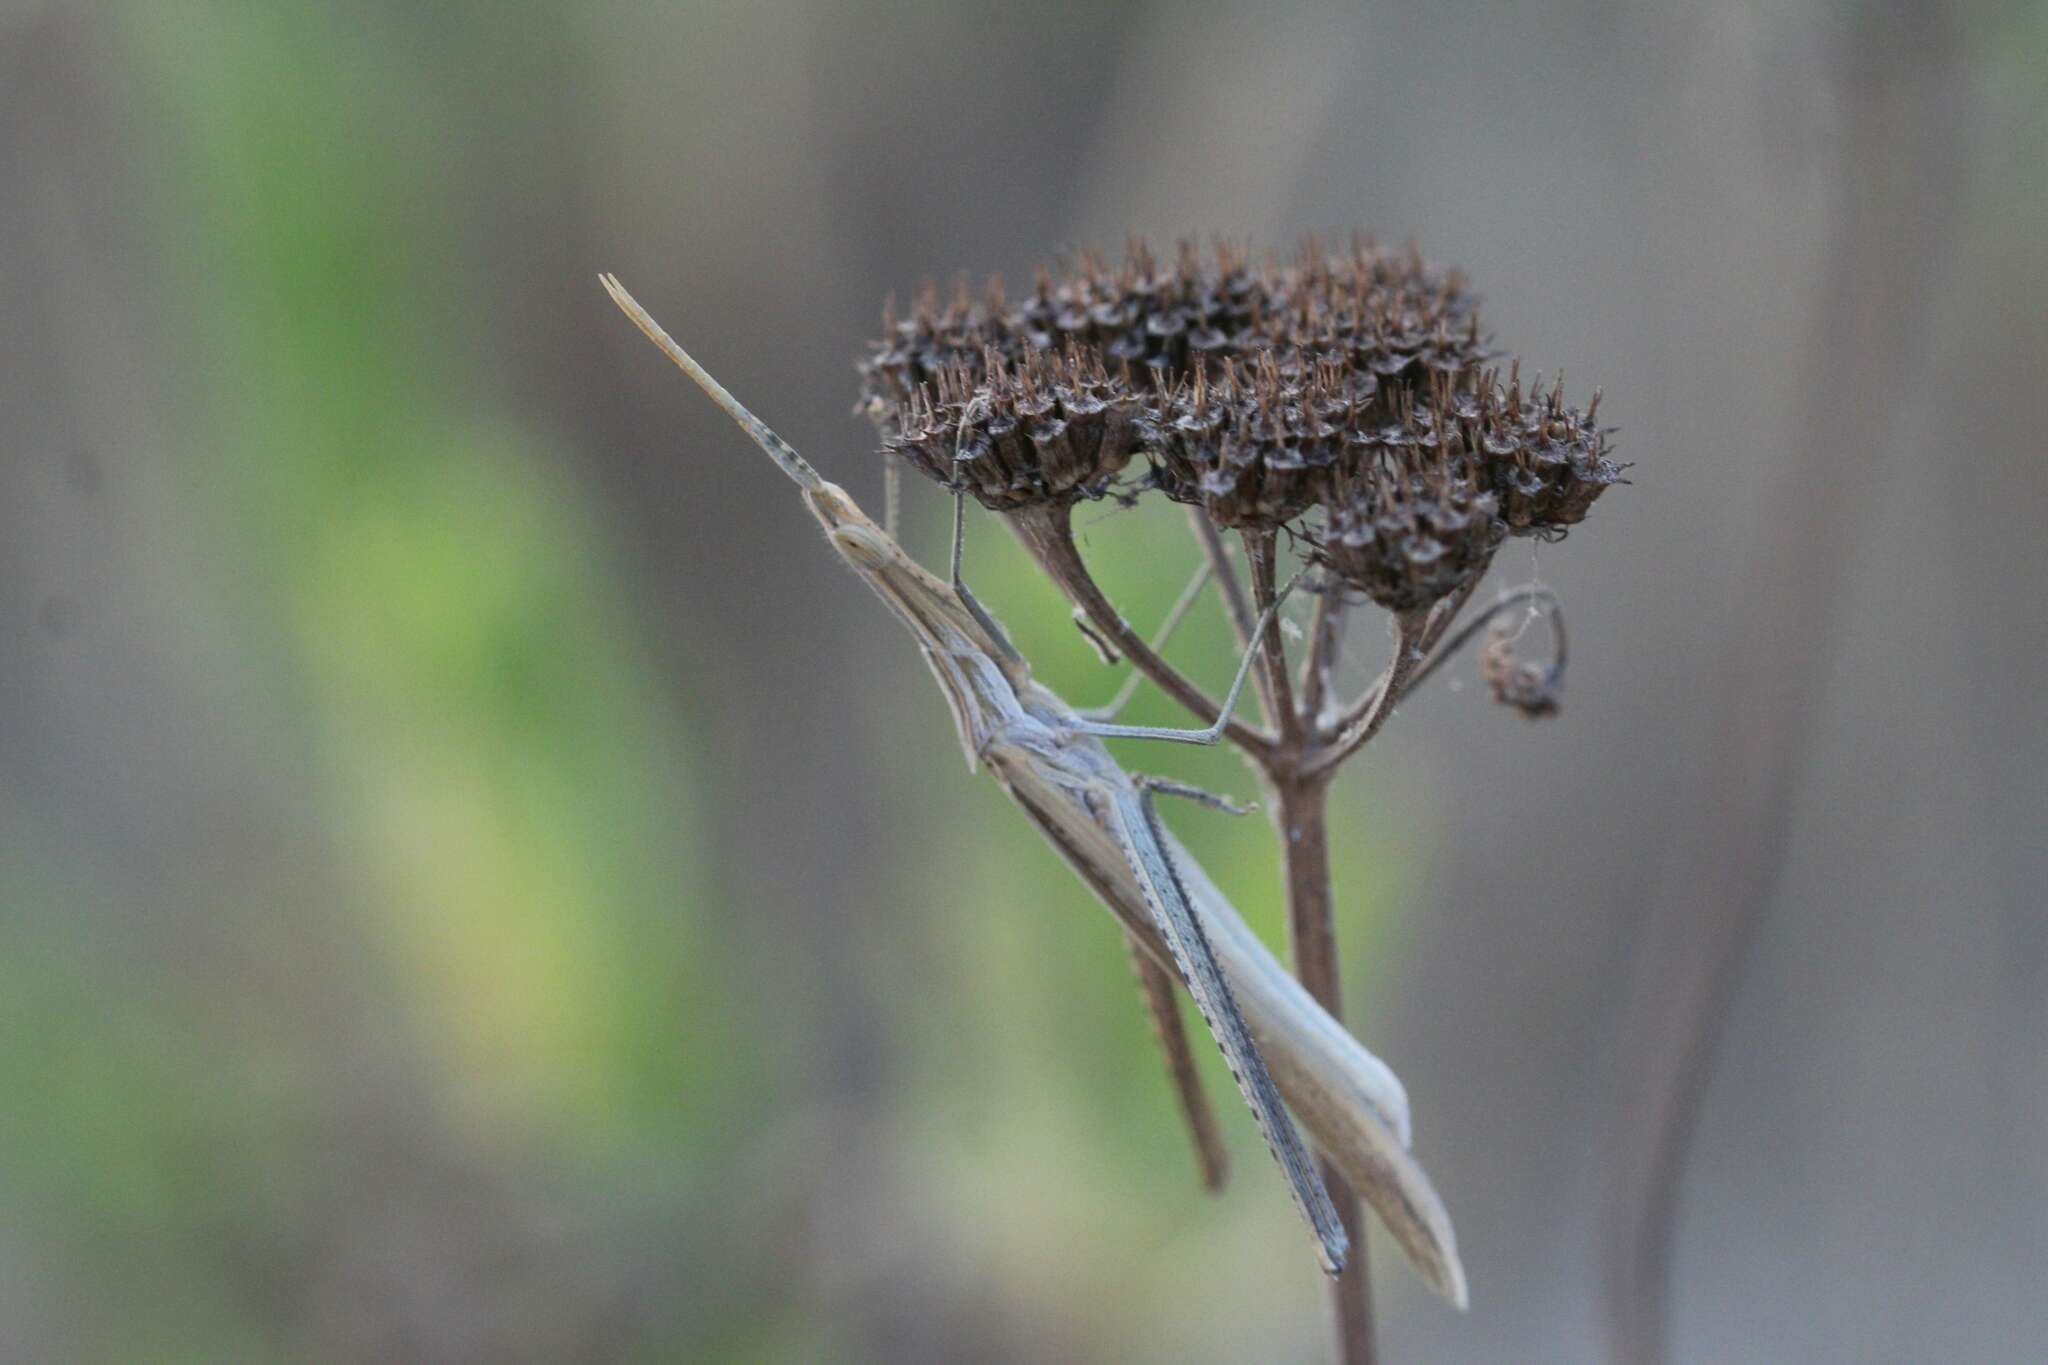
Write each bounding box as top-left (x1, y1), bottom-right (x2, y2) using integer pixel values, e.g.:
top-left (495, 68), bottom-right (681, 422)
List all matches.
top-left (817, 489), bottom-right (1028, 680)
top-left (824, 506), bottom-right (1023, 771)
top-left (603, 275), bottom-right (1035, 764)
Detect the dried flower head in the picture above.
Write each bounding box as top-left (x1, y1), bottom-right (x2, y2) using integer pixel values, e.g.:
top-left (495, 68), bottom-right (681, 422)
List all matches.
top-left (1453, 366), bottom-right (1624, 539)
top-left (1259, 238), bottom-right (1489, 394)
top-left (860, 237), bottom-right (1489, 420)
top-left (1146, 354), bottom-right (1372, 531)
top-left (1008, 240), bottom-right (1274, 381)
top-left (856, 236), bottom-right (1618, 559)
top-left (885, 346), bottom-right (1142, 511)
top-left (857, 278), bottom-right (1017, 427)
top-left (1310, 423), bottom-right (1507, 613)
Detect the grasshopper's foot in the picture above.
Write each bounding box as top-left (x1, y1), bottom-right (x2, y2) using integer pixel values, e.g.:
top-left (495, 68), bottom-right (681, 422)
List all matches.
top-left (1139, 775), bottom-right (1255, 817)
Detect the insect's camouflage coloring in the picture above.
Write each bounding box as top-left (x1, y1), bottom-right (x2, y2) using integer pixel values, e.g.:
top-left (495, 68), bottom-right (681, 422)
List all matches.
top-left (603, 275), bottom-right (1465, 1305)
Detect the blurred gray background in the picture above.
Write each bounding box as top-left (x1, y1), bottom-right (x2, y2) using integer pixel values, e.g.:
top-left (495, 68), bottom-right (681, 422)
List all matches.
top-left (2, 1), bottom-right (2042, 1361)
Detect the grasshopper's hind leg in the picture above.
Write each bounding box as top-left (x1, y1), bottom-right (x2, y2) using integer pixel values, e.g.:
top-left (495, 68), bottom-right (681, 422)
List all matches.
top-left (1109, 783), bottom-right (1349, 1274)
top-left (1121, 760), bottom-right (1254, 1195)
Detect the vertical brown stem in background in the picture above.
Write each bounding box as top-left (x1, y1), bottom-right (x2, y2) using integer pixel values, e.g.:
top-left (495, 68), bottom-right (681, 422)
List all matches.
top-left (1601, 6), bottom-right (1957, 1364)
top-left (1190, 507), bottom-right (1260, 650)
top-left (1278, 775), bottom-right (1375, 1365)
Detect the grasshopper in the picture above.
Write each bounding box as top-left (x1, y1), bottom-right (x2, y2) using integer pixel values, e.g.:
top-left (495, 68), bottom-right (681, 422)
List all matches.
top-left (603, 275), bottom-right (1465, 1304)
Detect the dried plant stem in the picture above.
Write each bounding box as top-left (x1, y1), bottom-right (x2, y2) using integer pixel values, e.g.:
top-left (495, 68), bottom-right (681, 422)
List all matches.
top-left (1242, 531), bottom-right (1302, 742)
top-left (1126, 931), bottom-right (1230, 1191)
top-left (1018, 494), bottom-right (1501, 1365)
top-left (1186, 506), bottom-right (1278, 728)
top-left (1308, 612), bottom-right (1431, 779)
top-left (1276, 775), bottom-right (1375, 1365)
top-left (1411, 586), bottom-right (1557, 694)
top-left (1419, 576), bottom-right (1483, 666)
top-left (1299, 587), bottom-right (1348, 731)
top-left (1242, 529), bottom-right (1377, 1365)
top-left (1189, 506), bottom-right (1259, 656)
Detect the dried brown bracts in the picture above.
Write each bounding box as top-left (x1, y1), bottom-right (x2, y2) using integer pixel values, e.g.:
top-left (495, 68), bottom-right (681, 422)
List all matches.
top-left (859, 236), bottom-right (1618, 558)
top-left (884, 346), bottom-right (1142, 511)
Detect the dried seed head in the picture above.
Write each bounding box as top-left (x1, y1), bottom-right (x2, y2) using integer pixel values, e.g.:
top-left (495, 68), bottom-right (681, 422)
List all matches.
top-left (857, 277), bottom-right (1016, 427)
top-left (856, 236), bottom-right (1618, 554)
top-left (1310, 441), bottom-right (1505, 612)
top-left (1260, 236), bottom-right (1489, 394)
top-left (1146, 354), bottom-right (1374, 531)
top-left (859, 237), bottom-right (1489, 427)
top-left (1455, 366), bottom-right (1625, 539)
top-left (884, 346), bottom-right (1142, 511)
top-left (1009, 239), bottom-right (1274, 382)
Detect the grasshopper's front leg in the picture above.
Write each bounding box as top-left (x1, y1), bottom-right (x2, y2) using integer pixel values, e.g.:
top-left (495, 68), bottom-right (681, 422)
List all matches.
top-left (1072, 571), bottom-right (1302, 746)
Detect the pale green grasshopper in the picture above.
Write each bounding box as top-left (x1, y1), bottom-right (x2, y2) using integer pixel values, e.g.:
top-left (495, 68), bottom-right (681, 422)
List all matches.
top-left (603, 275), bottom-right (1465, 1305)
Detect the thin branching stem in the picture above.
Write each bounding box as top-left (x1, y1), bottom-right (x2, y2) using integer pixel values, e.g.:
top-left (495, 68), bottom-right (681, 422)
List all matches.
top-left (1241, 530), bottom-right (1302, 746)
top-left (1306, 611), bottom-right (1431, 780)
top-left (1311, 585), bottom-right (1564, 757)
top-left (1322, 578), bottom-right (1474, 744)
top-left (1220, 524), bottom-right (1380, 1364)
top-left (1409, 587), bottom-right (1564, 699)
top-left (1299, 586), bottom-right (1348, 734)
top-left (1187, 507), bottom-right (1270, 722)
top-left (1420, 576), bottom-right (1483, 662)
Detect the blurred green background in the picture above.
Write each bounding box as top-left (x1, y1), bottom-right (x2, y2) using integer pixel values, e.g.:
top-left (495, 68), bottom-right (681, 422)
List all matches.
top-left (3, 2), bottom-right (2043, 1362)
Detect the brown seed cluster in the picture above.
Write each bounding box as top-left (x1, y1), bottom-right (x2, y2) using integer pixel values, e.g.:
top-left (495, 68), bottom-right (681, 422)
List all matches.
top-left (884, 347), bottom-right (1142, 511)
top-left (1147, 355), bottom-right (1377, 530)
top-left (1312, 420), bottom-right (1507, 613)
top-left (1461, 367), bottom-right (1623, 539)
top-left (859, 238), bottom-right (1483, 415)
top-left (858, 238), bottom-right (1618, 604)
top-left (1009, 241), bottom-right (1269, 379)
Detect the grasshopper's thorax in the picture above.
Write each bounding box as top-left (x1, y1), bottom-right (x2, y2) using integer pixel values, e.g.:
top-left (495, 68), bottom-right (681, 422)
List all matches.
top-left (814, 483), bottom-right (1048, 771)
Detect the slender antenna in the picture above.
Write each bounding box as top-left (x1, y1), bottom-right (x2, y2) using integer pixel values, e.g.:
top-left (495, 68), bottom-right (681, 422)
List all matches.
top-left (600, 273), bottom-right (824, 491)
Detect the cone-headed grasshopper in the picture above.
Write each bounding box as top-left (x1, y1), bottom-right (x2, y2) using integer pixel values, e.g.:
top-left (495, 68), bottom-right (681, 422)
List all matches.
top-left (603, 275), bottom-right (1464, 1304)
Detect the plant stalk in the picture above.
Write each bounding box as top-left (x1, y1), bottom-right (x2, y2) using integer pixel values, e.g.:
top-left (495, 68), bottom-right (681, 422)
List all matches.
top-left (1275, 773), bottom-right (1376, 1365)
top-left (1238, 517), bottom-right (1378, 1364)
top-left (1241, 530), bottom-right (1301, 743)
